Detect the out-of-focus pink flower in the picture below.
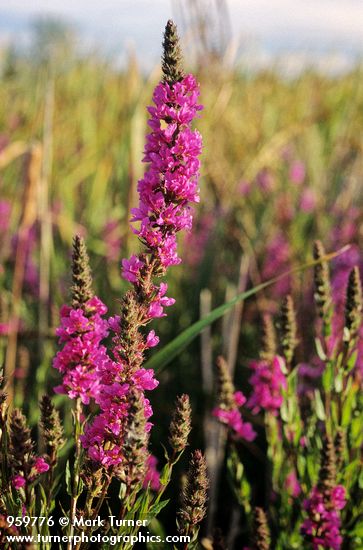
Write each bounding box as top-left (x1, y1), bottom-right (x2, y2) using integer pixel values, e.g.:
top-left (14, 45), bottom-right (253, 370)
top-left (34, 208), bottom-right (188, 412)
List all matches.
top-left (143, 455), bottom-right (161, 491)
top-left (256, 169), bottom-right (275, 192)
top-left (300, 188), bottom-right (316, 213)
top-left (289, 160), bottom-right (305, 185)
top-left (286, 470), bottom-right (301, 498)
top-left (247, 356), bottom-right (287, 415)
top-left (0, 200), bottom-right (11, 232)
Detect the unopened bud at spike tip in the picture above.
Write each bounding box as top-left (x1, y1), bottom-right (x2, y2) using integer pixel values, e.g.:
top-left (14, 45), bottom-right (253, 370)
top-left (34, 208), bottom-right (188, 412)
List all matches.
top-left (162, 20), bottom-right (184, 85)
top-left (71, 235), bottom-right (93, 309)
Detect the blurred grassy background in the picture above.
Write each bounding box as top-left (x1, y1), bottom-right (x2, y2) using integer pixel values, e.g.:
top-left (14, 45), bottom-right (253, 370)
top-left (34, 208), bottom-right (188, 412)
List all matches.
top-left (0, 12), bottom-right (363, 544)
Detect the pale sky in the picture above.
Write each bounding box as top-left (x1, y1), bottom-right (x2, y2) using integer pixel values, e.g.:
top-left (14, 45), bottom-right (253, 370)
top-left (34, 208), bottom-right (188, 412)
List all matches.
top-left (1, 0), bottom-right (363, 71)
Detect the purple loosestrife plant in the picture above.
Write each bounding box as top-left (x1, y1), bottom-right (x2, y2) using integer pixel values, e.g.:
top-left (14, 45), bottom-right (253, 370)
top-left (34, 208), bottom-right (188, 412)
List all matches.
top-left (212, 356), bottom-right (256, 441)
top-left (81, 20), bottom-right (202, 477)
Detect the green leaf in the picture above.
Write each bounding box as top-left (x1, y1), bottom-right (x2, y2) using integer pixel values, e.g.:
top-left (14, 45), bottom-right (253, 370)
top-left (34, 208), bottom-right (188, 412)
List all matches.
top-left (314, 390), bottom-right (326, 421)
top-left (65, 461), bottom-right (72, 496)
top-left (147, 499), bottom-right (170, 518)
top-left (145, 249), bottom-right (346, 373)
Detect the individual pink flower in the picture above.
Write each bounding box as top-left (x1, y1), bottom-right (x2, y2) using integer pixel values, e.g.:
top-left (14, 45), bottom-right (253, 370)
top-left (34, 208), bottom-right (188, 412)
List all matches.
top-left (121, 255), bottom-right (145, 284)
top-left (33, 457), bottom-right (50, 475)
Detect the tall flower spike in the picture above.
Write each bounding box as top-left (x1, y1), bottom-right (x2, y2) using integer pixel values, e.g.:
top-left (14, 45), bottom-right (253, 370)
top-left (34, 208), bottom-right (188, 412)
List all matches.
top-left (83, 21), bottom-right (202, 470)
top-left (213, 356), bottom-right (256, 441)
top-left (260, 314), bottom-right (277, 361)
top-left (162, 20), bottom-right (184, 85)
top-left (313, 240), bottom-right (332, 332)
top-left (177, 450), bottom-right (209, 535)
top-left (71, 235), bottom-right (93, 308)
top-left (344, 266), bottom-right (362, 344)
top-left (252, 507), bottom-right (271, 550)
top-left (169, 394), bottom-right (192, 454)
top-left (279, 295), bottom-right (297, 366)
top-left (301, 434), bottom-right (346, 549)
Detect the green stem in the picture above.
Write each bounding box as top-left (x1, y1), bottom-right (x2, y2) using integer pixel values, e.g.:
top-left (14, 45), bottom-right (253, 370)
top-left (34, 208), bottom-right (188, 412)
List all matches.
top-left (67, 399), bottom-right (82, 550)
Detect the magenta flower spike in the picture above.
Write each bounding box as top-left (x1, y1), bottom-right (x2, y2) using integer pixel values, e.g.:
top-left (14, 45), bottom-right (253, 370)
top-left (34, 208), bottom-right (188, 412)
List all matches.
top-left (81, 20), bottom-right (203, 473)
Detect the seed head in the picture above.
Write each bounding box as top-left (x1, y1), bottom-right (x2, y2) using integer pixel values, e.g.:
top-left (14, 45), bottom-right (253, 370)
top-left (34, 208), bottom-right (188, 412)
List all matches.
top-left (39, 395), bottom-right (64, 466)
top-left (260, 314), bottom-right (277, 361)
top-left (279, 295), bottom-right (297, 366)
top-left (318, 434), bottom-right (336, 497)
top-left (334, 429), bottom-right (345, 470)
top-left (344, 266), bottom-right (362, 342)
top-left (178, 450), bottom-right (209, 533)
top-left (313, 240), bottom-right (332, 327)
top-left (215, 356), bottom-right (235, 410)
top-left (252, 507), bottom-right (270, 550)
top-left (9, 409), bottom-right (34, 472)
top-left (169, 394), bottom-right (192, 454)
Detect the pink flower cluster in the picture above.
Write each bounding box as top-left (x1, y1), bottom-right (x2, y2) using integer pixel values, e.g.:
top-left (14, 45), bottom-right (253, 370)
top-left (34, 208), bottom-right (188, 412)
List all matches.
top-left (122, 74), bottom-right (202, 301)
top-left (301, 485), bottom-right (346, 549)
top-left (247, 355), bottom-right (287, 415)
top-left (53, 297), bottom-right (110, 405)
top-left (12, 457), bottom-right (49, 490)
top-left (80, 320), bottom-right (159, 468)
top-left (213, 391), bottom-right (256, 442)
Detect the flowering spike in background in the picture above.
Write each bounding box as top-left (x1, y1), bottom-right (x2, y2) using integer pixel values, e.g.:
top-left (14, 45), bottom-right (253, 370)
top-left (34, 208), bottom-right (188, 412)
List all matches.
top-left (279, 295), bottom-right (297, 366)
top-left (344, 266), bottom-right (362, 342)
top-left (313, 240), bottom-right (332, 332)
top-left (213, 356), bottom-right (256, 441)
